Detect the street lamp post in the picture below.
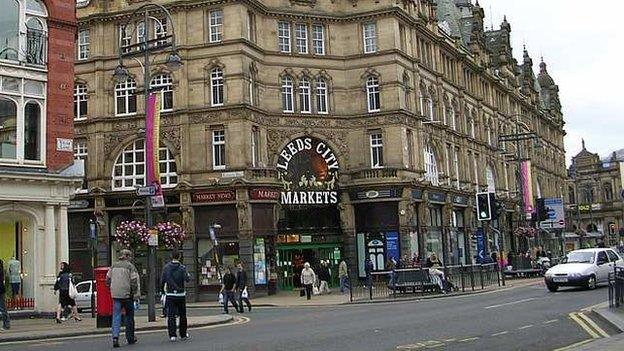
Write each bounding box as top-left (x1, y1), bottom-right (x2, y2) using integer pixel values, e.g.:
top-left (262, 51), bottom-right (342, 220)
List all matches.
top-left (113, 3), bottom-right (182, 323)
top-left (89, 218), bottom-right (98, 318)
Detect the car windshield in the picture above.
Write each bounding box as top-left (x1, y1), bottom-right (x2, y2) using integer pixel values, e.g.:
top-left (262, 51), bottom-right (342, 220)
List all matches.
top-left (564, 252), bottom-right (595, 264)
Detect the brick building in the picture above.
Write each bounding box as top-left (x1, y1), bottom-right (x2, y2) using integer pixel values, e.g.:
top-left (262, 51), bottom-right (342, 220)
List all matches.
top-left (0, 0), bottom-right (81, 312)
top-left (73, 0), bottom-right (566, 300)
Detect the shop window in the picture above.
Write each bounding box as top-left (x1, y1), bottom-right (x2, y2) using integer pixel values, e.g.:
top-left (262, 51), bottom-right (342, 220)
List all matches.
top-left (197, 239), bottom-right (238, 286)
top-left (367, 239), bottom-right (384, 270)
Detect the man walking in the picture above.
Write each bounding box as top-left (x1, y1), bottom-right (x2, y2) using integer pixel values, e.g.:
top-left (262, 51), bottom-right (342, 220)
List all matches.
top-left (338, 260), bottom-right (349, 294)
top-left (106, 249), bottom-right (140, 348)
top-left (220, 266), bottom-right (239, 314)
top-left (161, 250), bottom-right (190, 342)
top-left (318, 261), bottom-right (331, 294)
top-left (235, 262), bottom-right (252, 313)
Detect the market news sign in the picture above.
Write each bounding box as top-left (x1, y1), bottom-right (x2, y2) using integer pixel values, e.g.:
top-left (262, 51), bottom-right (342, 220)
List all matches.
top-left (276, 137), bottom-right (339, 205)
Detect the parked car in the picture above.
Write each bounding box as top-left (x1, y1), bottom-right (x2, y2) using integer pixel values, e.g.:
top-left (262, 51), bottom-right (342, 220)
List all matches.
top-left (75, 280), bottom-right (96, 312)
top-left (544, 248), bottom-right (623, 292)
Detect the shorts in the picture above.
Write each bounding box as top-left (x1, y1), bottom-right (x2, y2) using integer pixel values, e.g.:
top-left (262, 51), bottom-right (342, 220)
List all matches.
top-left (59, 290), bottom-right (76, 307)
top-left (10, 283), bottom-right (20, 296)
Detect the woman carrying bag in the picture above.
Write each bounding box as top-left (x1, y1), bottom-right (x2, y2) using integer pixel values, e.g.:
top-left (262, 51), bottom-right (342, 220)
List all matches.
top-left (54, 262), bottom-right (81, 323)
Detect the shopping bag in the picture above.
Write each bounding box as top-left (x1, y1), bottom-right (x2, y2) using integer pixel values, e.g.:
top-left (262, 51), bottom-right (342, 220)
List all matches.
top-left (313, 286), bottom-right (320, 295)
top-left (241, 287), bottom-right (249, 299)
top-left (160, 294), bottom-right (166, 306)
top-left (68, 281), bottom-right (78, 299)
top-left (218, 292), bottom-right (224, 304)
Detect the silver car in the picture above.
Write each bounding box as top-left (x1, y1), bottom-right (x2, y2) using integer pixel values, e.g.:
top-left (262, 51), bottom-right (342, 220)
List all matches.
top-left (544, 248), bottom-right (623, 292)
top-left (75, 280), bottom-right (96, 312)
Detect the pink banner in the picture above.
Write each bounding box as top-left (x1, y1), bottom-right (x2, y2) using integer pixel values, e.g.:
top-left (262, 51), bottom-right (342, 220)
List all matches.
top-left (521, 160), bottom-right (534, 214)
top-left (145, 93), bottom-right (164, 208)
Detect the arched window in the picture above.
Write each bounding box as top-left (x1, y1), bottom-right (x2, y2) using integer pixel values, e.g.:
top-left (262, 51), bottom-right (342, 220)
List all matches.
top-left (150, 74), bottom-right (173, 111)
top-left (0, 97), bottom-right (17, 159)
top-left (210, 68), bottom-right (224, 106)
top-left (299, 77), bottom-right (311, 113)
top-left (74, 83), bottom-right (87, 120)
top-left (424, 144), bottom-right (439, 186)
top-left (281, 75), bottom-right (294, 112)
top-left (485, 165), bottom-right (495, 192)
top-left (115, 78), bottom-right (137, 116)
top-left (316, 78), bottom-right (328, 114)
top-left (0, 0), bottom-right (48, 63)
top-left (366, 76), bottom-right (380, 112)
top-left (23, 100), bottom-right (41, 160)
top-left (112, 139), bottom-right (178, 190)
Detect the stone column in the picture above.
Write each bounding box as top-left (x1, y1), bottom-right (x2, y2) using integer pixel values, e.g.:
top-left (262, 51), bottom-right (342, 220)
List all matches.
top-left (58, 205), bottom-right (69, 263)
top-left (339, 193), bottom-right (357, 279)
top-left (44, 204), bottom-right (56, 278)
top-left (398, 190), bottom-right (412, 262)
top-left (236, 188), bottom-right (254, 294)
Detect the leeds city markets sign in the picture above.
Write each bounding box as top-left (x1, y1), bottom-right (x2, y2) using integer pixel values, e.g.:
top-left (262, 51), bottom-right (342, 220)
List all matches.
top-left (276, 137), bottom-right (339, 205)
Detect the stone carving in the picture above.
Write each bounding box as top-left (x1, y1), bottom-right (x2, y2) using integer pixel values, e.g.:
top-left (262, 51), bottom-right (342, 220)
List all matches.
top-left (112, 120), bottom-right (139, 132)
top-left (189, 112), bottom-right (220, 124)
top-left (162, 127), bottom-right (181, 153)
top-left (103, 133), bottom-right (131, 156)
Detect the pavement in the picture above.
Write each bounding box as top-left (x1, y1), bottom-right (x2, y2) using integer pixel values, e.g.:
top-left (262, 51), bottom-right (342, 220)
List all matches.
top-left (0, 314), bottom-right (232, 343)
top-left (0, 278), bottom-right (616, 350)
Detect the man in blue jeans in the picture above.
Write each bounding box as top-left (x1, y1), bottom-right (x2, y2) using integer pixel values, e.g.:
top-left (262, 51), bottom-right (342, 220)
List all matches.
top-left (161, 249), bottom-right (191, 342)
top-left (106, 249), bottom-right (140, 348)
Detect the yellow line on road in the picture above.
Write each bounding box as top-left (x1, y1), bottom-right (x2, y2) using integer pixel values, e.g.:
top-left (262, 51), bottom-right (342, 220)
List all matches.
top-left (569, 312), bottom-right (600, 339)
top-left (577, 312), bottom-right (610, 338)
top-left (491, 331), bottom-right (509, 336)
top-left (553, 338), bottom-right (594, 351)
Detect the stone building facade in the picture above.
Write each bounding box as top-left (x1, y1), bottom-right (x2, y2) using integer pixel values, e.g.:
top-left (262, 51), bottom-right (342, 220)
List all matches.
top-left (73, 0), bottom-right (566, 300)
top-left (564, 143), bottom-right (624, 250)
top-left (0, 0), bottom-right (80, 313)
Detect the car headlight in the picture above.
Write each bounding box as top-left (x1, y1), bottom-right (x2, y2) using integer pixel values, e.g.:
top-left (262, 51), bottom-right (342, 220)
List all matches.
top-left (568, 272), bottom-right (582, 278)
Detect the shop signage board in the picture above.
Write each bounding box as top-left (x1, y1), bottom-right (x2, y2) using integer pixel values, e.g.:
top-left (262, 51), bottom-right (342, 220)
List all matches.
top-left (539, 197), bottom-right (565, 229)
top-left (428, 191), bottom-right (447, 203)
top-left (250, 188), bottom-right (280, 201)
top-left (276, 137), bottom-right (339, 206)
top-left (350, 188), bottom-right (401, 201)
top-left (193, 190), bottom-right (236, 203)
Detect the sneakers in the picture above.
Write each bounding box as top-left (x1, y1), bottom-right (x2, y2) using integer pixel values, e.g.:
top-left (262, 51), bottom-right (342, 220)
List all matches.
top-left (180, 333), bottom-right (190, 340)
top-left (128, 338), bottom-right (138, 345)
top-left (170, 337), bottom-right (177, 342)
top-left (112, 338), bottom-right (120, 348)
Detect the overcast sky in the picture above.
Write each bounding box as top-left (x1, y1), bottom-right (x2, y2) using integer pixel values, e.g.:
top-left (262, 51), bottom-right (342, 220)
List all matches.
top-left (476, 0), bottom-right (623, 164)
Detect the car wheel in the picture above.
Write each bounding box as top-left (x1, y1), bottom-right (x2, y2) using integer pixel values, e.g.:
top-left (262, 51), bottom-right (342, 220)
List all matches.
top-left (587, 275), bottom-right (597, 290)
top-left (546, 283), bottom-right (559, 292)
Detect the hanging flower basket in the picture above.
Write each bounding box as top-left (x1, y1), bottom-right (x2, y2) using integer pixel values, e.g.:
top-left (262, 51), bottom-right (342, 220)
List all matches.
top-left (157, 221), bottom-right (187, 249)
top-left (114, 220), bottom-right (149, 250)
top-left (514, 226), bottom-right (538, 238)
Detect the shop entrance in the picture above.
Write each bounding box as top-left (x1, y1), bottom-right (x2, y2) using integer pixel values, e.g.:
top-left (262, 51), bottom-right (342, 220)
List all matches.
top-left (276, 243), bottom-right (342, 290)
top-left (0, 214), bottom-right (35, 309)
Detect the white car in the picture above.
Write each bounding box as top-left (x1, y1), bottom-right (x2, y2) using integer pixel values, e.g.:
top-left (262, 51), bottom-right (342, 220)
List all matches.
top-left (544, 248), bottom-right (623, 292)
top-left (75, 280), bottom-right (96, 312)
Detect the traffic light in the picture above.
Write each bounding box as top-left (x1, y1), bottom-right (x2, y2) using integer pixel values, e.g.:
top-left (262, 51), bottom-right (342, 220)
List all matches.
top-left (476, 192), bottom-right (492, 221)
top-left (535, 198), bottom-right (548, 222)
top-left (491, 194), bottom-right (504, 220)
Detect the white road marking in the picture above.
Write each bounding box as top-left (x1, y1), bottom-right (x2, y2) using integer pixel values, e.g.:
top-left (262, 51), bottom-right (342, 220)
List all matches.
top-left (484, 297), bottom-right (537, 309)
top-left (543, 319), bottom-right (559, 324)
top-left (459, 337), bottom-right (479, 342)
top-left (518, 324), bottom-right (534, 330)
top-left (553, 338), bottom-right (594, 351)
top-left (492, 331), bottom-right (509, 336)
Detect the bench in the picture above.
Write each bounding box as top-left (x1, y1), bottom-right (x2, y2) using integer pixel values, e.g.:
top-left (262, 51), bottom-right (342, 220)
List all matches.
top-left (388, 268), bottom-right (439, 293)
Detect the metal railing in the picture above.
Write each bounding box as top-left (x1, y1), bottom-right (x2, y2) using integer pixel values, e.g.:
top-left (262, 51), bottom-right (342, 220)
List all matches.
top-left (608, 266), bottom-right (624, 308)
top-left (349, 263), bottom-right (501, 302)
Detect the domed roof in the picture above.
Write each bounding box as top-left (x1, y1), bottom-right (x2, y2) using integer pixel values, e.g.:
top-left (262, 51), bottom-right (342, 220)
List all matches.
top-left (537, 59), bottom-right (555, 88)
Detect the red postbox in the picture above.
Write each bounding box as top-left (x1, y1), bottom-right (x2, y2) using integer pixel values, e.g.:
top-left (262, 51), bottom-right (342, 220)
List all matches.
top-left (95, 267), bottom-right (113, 328)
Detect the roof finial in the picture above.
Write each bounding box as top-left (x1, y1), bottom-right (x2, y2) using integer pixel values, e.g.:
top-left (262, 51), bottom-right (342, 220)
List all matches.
top-left (582, 138), bottom-right (586, 150)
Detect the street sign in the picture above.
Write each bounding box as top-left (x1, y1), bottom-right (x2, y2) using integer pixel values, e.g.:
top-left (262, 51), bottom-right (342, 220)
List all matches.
top-left (136, 185), bottom-right (156, 197)
top-left (148, 229), bottom-right (159, 247)
top-left (476, 228), bottom-right (487, 263)
top-left (539, 198), bottom-right (565, 229)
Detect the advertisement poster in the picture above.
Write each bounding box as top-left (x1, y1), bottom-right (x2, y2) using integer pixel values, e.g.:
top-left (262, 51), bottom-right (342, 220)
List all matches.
top-left (385, 231), bottom-right (399, 264)
top-left (254, 238), bottom-right (267, 285)
top-left (520, 160), bottom-right (534, 215)
top-left (476, 228), bottom-right (487, 263)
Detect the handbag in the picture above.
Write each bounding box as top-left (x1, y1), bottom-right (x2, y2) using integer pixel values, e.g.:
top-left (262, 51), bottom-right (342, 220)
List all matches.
top-left (299, 288), bottom-right (306, 297)
top-left (241, 287), bottom-right (249, 299)
top-left (68, 281), bottom-right (78, 299)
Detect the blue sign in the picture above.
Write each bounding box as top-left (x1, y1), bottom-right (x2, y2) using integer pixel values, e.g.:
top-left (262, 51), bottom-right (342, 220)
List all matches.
top-left (476, 228), bottom-right (487, 263)
top-left (385, 231), bottom-right (399, 264)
